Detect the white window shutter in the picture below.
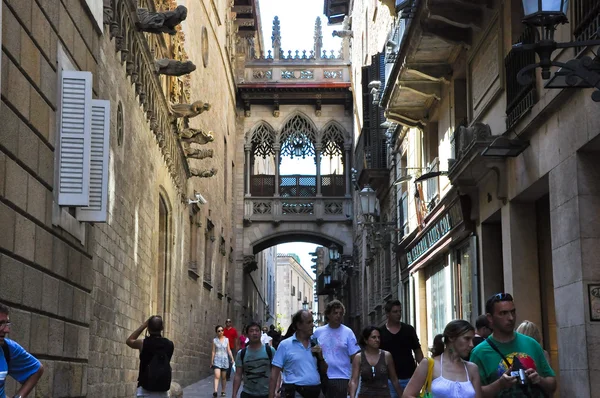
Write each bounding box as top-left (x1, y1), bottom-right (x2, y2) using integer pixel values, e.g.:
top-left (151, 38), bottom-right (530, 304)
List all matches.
top-left (58, 71), bottom-right (93, 206)
top-left (77, 100), bottom-right (110, 222)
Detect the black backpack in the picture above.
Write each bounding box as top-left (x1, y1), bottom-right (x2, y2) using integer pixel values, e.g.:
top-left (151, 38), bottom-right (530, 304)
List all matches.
top-left (141, 344), bottom-right (172, 392)
top-left (240, 344), bottom-right (273, 367)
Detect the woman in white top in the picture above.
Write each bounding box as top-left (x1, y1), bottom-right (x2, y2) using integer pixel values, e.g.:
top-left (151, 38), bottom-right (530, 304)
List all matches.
top-left (402, 320), bottom-right (482, 398)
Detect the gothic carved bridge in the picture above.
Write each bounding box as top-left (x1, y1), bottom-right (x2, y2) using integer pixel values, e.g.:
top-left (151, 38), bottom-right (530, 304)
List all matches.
top-left (238, 16), bottom-right (354, 264)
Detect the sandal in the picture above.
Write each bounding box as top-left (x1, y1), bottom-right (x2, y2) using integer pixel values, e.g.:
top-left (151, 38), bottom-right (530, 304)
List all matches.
top-left (221, 393), bottom-right (226, 397)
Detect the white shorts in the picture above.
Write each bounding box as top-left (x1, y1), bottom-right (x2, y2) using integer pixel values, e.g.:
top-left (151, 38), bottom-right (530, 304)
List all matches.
top-left (136, 386), bottom-right (169, 397)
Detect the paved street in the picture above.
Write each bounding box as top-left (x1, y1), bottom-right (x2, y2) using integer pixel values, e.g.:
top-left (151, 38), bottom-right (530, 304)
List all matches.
top-left (183, 375), bottom-right (236, 398)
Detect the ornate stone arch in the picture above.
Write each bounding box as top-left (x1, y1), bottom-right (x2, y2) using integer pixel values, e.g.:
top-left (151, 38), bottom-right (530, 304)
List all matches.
top-left (247, 121), bottom-right (276, 158)
top-left (279, 112), bottom-right (318, 159)
top-left (321, 121), bottom-right (349, 157)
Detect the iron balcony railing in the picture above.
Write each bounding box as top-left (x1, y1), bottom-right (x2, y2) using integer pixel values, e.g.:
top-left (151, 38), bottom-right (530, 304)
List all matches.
top-left (505, 28), bottom-right (537, 129)
top-left (244, 197), bottom-right (353, 221)
top-left (250, 174), bottom-right (345, 197)
top-left (355, 128), bottom-right (388, 177)
top-left (573, 0), bottom-right (600, 53)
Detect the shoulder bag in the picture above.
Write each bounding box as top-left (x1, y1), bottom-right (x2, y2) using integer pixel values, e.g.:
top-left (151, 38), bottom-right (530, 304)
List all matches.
top-left (419, 358), bottom-right (434, 398)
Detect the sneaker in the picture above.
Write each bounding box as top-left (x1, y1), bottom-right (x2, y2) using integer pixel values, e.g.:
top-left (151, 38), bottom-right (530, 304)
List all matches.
top-left (221, 393), bottom-right (226, 397)
top-left (212, 393), bottom-right (217, 397)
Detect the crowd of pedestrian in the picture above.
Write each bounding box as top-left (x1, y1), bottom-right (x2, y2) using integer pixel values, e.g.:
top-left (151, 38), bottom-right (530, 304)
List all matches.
top-left (0, 290), bottom-right (557, 398)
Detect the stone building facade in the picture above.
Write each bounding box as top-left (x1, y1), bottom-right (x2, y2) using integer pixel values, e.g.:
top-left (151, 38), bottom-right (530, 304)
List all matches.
top-left (0, 0), bottom-right (255, 395)
top-left (275, 254), bottom-right (314, 332)
top-left (347, 0), bottom-right (600, 395)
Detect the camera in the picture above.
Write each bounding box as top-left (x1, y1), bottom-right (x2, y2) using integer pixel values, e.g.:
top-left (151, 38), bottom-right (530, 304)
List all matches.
top-left (510, 369), bottom-right (527, 385)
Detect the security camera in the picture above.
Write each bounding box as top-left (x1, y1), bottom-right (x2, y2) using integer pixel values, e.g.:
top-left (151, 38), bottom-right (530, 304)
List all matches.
top-left (188, 192), bottom-right (207, 205)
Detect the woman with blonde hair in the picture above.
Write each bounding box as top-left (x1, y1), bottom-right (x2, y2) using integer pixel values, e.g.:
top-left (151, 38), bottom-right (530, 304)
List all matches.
top-left (516, 320), bottom-right (550, 363)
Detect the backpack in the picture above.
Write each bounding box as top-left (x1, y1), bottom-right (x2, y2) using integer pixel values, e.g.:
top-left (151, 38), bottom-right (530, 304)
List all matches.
top-left (240, 344), bottom-right (273, 367)
top-left (1, 343), bottom-right (10, 367)
top-left (140, 343), bottom-right (172, 392)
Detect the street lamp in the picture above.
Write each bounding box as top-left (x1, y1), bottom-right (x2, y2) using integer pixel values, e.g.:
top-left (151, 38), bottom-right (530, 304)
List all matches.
top-left (328, 243), bottom-right (340, 262)
top-left (302, 300), bottom-right (309, 310)
top-left (514, 0), bottom-right (600, 101)
top-left (359, 185), bottom-right (377, 217)
top-left (323, 273), bottom-right (332, 285)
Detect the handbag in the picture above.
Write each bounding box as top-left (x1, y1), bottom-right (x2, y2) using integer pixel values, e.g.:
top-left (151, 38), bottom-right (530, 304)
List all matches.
top-left (419, 358), bottom-right (435, 398)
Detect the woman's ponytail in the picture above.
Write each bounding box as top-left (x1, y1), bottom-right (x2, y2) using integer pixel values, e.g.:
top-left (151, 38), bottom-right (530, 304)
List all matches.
top-left (431, 333), bottom-right (445, 357)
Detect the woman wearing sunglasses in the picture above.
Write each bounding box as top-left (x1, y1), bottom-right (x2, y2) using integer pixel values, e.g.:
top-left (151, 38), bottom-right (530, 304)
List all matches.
top-left (348, 326), bottom-right (403, 397)
top-left (211, 325), bottom-right (235, 397)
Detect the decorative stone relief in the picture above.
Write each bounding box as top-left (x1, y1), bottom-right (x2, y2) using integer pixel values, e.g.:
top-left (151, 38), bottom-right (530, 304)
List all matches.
top-left (184, 147), bottom-right (214, 159)
top-left (281, 70), bottom-right (296, 79)
top-left (179, 128), bottom-right (215, 145)
top-left (253, 70), bottom-right (273, 80)
top-left (136, 5), bottom-right (188, 35)
top-left (170, 100), bottom-right (211, 119)
top-left (300, 70), bottom-right (314, 79)
top-left (155, 59), bottom-right (197, 76)
top-left (190, 168), bottom-right (218, 178)
top-left (324, 69), bottom-right (343, 79)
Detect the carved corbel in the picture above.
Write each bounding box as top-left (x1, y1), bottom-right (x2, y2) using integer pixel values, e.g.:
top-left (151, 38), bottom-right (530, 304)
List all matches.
top-left (103, 1), bottom-right (113, 26)
top-left (136, 5), bottom-right (188, 35)
top-left (244, 101), bottom-right (251, 117)
top-left (155, 59), bottom-right (197, 76)
top-left (190, 168), bottom-right (218, 178)
top-left (179, 128), bottom-right (215, 145)
top-left (170, 100), bottom-right (211, 119)
top-left (273, 101), bottom-right (280, 117)
top-left (315, 100), bottom-right (322, 117)
top-left (184, 147), bottom-right (214, 159)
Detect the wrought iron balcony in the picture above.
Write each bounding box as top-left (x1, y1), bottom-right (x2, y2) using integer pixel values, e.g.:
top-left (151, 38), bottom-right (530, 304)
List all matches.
top-left (506, 28), bottom-right (537, 129)
top-left (355, 128), bottom-right (389, 190)
top-left (250, 174), bottom-right (345, 197)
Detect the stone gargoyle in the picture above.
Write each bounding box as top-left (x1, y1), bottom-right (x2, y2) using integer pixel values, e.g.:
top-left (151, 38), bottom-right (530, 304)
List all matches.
top-left (332, 30), bottom-right (353, 38)
top-left (190, 168), bottom-right (218, 178)
top-left (136, 5), bottom-right (188, 35)
top-left (155, 59), bottom-right (197, 76)
top-left (184, 147), bottom-right (214, 159)
top-left (179, 128), bottom-right (214, 145)
top-left (170, 100), bottom-right (211, 119)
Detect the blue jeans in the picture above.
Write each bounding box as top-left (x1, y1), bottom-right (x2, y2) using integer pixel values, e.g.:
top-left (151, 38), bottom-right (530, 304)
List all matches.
top-left (388, 379), bottom-right (410, 398)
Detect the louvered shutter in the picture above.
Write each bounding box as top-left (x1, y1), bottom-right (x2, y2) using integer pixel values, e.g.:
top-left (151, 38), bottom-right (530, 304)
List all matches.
top-left (58, 71), bottom-right (92, 206)
top-left (77, 100), bottom-right (110, 222)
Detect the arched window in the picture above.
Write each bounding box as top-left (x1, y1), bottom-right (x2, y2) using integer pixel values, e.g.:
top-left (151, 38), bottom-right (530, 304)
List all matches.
top-left (251, 122), bottom-right (276, 159)
top-left (157, 194), bottom-right (170, 318)
top-left (320, 122), bottom-right (347, 196)
top-left (249, 122), bottom-right (276, 195)
top-left (280, 114), bottom-right (317, 159)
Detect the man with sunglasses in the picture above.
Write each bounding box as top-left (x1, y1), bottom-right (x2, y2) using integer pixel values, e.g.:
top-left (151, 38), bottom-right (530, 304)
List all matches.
top-left (470, 293), bottom-right (556, 397)
top-left (0, 303), bottom-right (44, 398)
top-left (223, 319), bottom-right (239, 381)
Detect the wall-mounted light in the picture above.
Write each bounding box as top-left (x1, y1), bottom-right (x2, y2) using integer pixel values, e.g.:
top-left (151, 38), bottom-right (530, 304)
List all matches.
top-left (514, 0), bottom-right (600, 101)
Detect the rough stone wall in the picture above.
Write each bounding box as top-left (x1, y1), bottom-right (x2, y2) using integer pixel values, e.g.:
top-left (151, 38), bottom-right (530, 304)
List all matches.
top-left (0, 0), bottom-right (98, 396)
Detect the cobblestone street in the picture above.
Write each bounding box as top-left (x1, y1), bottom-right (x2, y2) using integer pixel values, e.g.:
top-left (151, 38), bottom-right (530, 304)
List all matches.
top-left (183, 375), bottom-right (235, 398)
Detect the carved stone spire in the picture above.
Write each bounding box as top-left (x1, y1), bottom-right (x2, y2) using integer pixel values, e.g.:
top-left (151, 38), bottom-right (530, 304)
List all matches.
top-left (272, 16), bottom-right (281, 59)
top-left (314, 17), bottom-right (323, 59)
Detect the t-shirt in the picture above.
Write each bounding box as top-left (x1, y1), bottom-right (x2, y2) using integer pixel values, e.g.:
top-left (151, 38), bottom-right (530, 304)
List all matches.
top-left (0, 338), bottom-right (41, 398)
top-left (224, 327), bottom-right (238, 350)
top-left (261, 332), bottom-right (273, 346)
top-left (137, 336), bottom-right (174, 388)
top-left (272, 333), bottom-right (321, 386)
top-left (235, 344), bottom-right (276, 396)
top-left (470, 333), bottom-right (555, 398)
top-left (379, 323), bottom-right (421, 379)
top-left (313, 324), bottom-right (360, 379)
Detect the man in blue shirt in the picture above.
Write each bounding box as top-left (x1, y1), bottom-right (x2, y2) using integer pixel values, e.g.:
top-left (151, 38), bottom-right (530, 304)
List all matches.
top-left (269, 310), bottom-right (327, 398)
top-left (313, 300), bottom-right (360, 398)
top-left (0, 303), bottom-right (44, 398)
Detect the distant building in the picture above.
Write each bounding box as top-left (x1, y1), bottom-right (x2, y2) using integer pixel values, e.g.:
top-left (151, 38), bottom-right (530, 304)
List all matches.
top-left (276, 254), bottom-right (315, 332)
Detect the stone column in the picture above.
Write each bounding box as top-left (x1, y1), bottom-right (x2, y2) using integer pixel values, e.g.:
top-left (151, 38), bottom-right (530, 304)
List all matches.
top-left (244, 144), bottom-right (251, 197)
top-left (316, 144), bottom-right (322, 197)
top-left (345, 146), bottom-right (352, 197)
top-left (549, 152), bottom-right (600, 397)
top-left (500, 202), bottom-right (543, 329)
top-left (274, 145), bottom-right (280, 197)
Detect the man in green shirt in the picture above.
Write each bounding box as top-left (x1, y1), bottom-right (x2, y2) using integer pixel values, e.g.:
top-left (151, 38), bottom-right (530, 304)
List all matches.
top-left (232, 322), bottom-right (276, 398)
top-left (470, 293), bottom-right (556, 397)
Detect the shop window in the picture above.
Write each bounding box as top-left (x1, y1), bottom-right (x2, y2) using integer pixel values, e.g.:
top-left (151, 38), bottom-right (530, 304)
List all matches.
top-left (455, 243), bottom-right (474, 323)
top-left (427, 262), bottom-right (448, 340)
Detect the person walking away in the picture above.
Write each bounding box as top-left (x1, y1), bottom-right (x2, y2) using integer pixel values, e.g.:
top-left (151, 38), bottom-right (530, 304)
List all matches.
top-left (313, 300), bottom-right (360, 398)
top-left (267, 325), bottom-right (282, 349)
top-left (269, 310), bottom-right (327, 398)
top-left (380, 300), bottom-right (423, 396)
top-left (239, 324), bottom-right (249, 351)
top-left (472, 315), bottom-right (492, 349)
top-left (348, 326), bottom-right (402, 398)
top-left (126, 315), bottom-right (174, 398)
top-left (223, 319), bottom-right (239, 381)
top-left (470, 293), bottom-right (556, 397)
top-left (402, 320), bottom-right (481, 398)
top-left (232, 322), bottom-right (276, 398)
top-left (515, 321), bottom-right (551, 364)
top-left (0, 303), bottom-right (44, 398)
top-left (212, 325), bottom-right (236, 397)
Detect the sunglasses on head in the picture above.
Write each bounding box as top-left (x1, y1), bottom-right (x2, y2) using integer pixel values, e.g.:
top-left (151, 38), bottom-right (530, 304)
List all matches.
top-left (491, 293), bottom-right (513, 301)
